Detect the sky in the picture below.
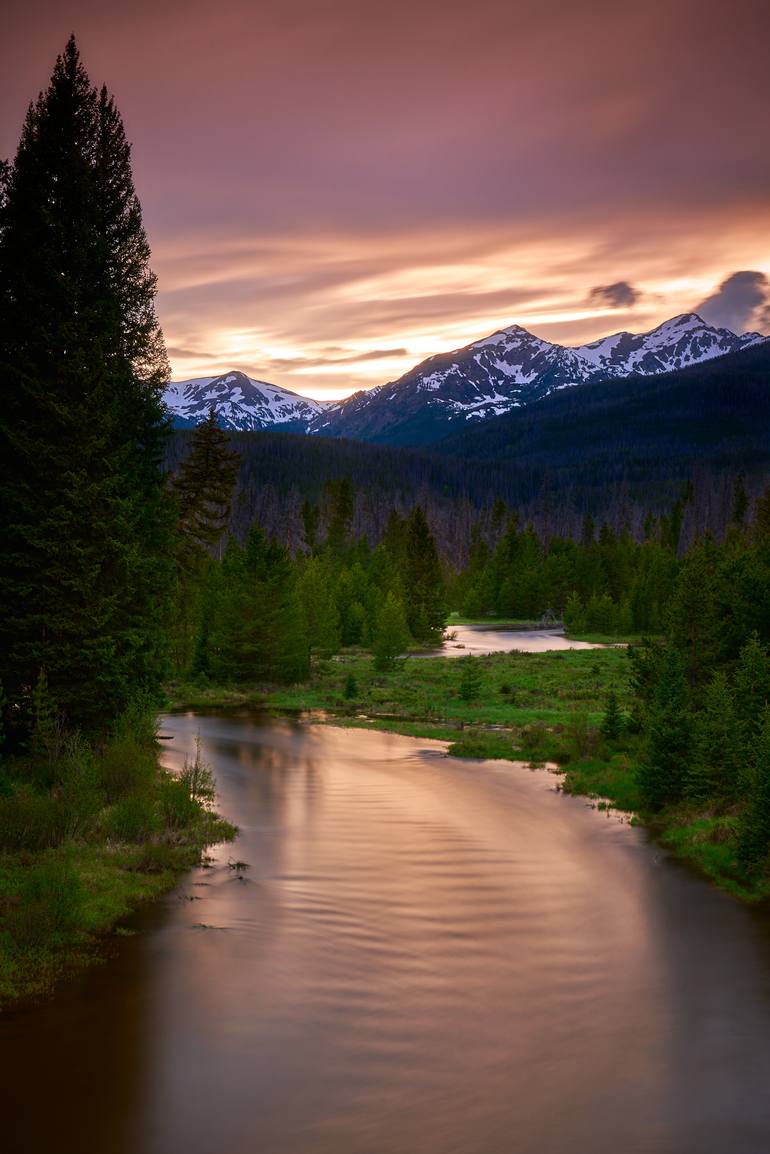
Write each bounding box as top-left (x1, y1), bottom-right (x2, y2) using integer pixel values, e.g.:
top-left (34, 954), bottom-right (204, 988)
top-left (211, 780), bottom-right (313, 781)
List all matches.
top-left (2, 0), bottom-right (770, 399)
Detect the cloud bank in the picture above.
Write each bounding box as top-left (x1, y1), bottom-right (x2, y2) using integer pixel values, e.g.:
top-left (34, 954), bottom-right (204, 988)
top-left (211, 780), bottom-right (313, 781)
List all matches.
top-left (696, 271), bottom-right (770, 334)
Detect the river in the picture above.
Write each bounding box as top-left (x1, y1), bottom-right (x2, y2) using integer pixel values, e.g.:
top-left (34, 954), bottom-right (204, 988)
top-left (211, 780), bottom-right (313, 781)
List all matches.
top-left (427, 624), bottom-right (605, 657)
top-left (4, 713), bottom-right (770, 1153)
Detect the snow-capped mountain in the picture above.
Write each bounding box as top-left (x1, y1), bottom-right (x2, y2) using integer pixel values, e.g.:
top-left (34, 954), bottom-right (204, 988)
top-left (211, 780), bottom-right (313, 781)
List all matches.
top-left (307, 313), bottom-right (766, 446)
top-left (164, 370), bottom-right (330, 431)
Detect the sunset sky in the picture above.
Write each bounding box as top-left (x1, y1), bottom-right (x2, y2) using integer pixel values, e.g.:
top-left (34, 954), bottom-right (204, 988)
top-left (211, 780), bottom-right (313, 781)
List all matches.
top-left (2, 0), bottom-right (769, 399)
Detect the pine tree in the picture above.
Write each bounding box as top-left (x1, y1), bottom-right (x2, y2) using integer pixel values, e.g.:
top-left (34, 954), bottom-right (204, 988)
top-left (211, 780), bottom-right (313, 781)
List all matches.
top-left (563, 591), bottom-right (585, 633)
top-left (686, 670), bottom-right (739, 801)
top-left (324, 477), bottom-right (355, 554)
top-left (372, 592), bottom-right (410, 671)
top-left (171, 409), bottom-right (240, 563)
top-left (601, 688), bottom-right (623, 742)
top-left (403, 507), bottom-right (447, 643)
top-left (459, 656), bottom-right (483, 703)
top-left (637, 646), bottom-right (691, 812)
top-left (738, 710), bottom-right (770, 871)
top-left (733, 632), bottom-right (770, 791)
top-left (298, 556), bottom-right (341, 659)
top-left (0, 38), bottom-right (173, 734)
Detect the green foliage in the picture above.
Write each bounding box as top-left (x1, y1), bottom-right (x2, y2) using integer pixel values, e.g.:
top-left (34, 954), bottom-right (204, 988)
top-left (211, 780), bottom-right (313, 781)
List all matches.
top-left (637, 647), bottom-right (691, 811)
top-left (738, 712), bottom-right (770, 869)
top-left (31, 668), bottom-right (60, 760)
top-left (0, 37), bottom-right (173, 736)
top-left (179, 735), bottom-right (216, 804)
top-left (343, 673), bottom-right (359, 700)
top-left (372, 592), bottom-right (411, 670)
top-left (566, 711), bottom-right (598, 760)
top-left (10, 858), bottom-right (83, 947)
top-left (171, 409), bottom-right (240, 564)
top-left (404, 507), bottom-right (447, 643)
top-left (108, 794), bottom-right (160, 843)
top-left (0, 787), bottom-right (63, 851)
top-left (458, 656), bottom-right (483, 702)
top-left (686, 671), bottom-right (740, 801)
top-left (600, 688), bottom-right (623, 742)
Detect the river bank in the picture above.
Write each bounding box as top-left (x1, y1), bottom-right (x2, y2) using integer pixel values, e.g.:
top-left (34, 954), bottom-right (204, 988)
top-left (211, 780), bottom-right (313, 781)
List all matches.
top-left (0, 728), bottom-right (235, 1009)
top-left (166, 637), bottom-right (766, 904)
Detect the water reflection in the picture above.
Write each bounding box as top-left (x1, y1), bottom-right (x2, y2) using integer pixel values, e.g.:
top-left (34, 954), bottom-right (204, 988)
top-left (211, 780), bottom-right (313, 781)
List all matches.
top-left (424, 625), bottom-right (605, 657)
top-left (3, 715), bottom-right (770, 1153)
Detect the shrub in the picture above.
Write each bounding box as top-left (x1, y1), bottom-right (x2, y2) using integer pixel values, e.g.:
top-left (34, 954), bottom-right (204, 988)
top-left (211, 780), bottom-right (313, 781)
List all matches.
top-left (0, 787), bottom-right (63, 851)
top-left (10, 858), bottom-right (82, 946)
top-left (96, 733), bottom-right (157, 804)
top-left (159, 777), bottom-right (200, 830)
top-left (108, 794), bottom-right (160, 843)
top-left (566, 711), bottom-right (598, 760)
top-left (56, 736), bottom-right (102, 840)
top-left (179, 737), bottom-right (216, 805)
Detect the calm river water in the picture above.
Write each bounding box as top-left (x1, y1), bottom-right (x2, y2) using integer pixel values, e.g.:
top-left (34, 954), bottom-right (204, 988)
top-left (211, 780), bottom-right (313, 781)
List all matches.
top-left (4, 714), bottom-right (770, 1153)
top-left (428, 624), bottom-right (604, 657)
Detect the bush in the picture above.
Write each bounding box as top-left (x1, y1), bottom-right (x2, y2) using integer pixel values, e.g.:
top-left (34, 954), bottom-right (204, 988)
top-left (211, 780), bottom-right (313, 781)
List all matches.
top-left (56, 736), bottom-right (102, 840)
top-left (0, 787), bottom-right (63, 851)
top-left (96, 733), bottom-right (157, 804)
top-left (159, 777), bottom-right (200, 830)
top-left (132, 841), bottom-right (188, 874)
top-left (179, 737), bottom-right (216, 805)
top-left (566, 711), bottom-right (599, 760)
top-left (10, 858), bottom-right (82, 946)
top-left (108, 794), bottom-right (160, 843)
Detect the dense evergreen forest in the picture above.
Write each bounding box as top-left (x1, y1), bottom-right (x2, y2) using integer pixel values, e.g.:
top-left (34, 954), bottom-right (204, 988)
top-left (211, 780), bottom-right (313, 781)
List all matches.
top-left (168, 423), bottom-right (766, 563)
top-left (437, 342), bottom-right (770, 497)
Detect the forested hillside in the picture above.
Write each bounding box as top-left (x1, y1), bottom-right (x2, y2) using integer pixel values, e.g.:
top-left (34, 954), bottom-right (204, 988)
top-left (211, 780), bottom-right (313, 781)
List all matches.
top-left (166, 343), bottom-right (770, 559)
top-left (436, 342), bottom-right (770, 506)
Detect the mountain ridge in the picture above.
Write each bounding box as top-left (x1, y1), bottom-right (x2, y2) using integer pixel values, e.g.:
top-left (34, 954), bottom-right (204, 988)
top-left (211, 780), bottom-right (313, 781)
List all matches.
top-left (164, 314), bottom-right (767, 440)
top-left (308, 313), bottom-right (766, 445)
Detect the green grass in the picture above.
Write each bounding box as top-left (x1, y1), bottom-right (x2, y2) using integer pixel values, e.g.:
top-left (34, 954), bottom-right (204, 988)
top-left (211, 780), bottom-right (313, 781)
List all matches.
top-left (564, 630), bottom-right (657, 645)
top-left (445, 612), bottom-right (543, 626)
top-left (561, 753), bottom-right (642, 814)
top-left (0, 740), bottom-right (236, 1009)
top-left (656, 809), bottom-right (766, 902)
top-left (265, 646), bottom-right (632, 727)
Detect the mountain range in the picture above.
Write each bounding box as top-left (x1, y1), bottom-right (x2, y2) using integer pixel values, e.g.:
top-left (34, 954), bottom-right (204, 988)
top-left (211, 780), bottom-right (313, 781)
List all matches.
top-left (163, 313), bottom-right (766, 446)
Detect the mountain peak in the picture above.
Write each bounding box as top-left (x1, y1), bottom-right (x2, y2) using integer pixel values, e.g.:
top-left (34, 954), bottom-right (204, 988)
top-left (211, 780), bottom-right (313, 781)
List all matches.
top-left (652, 312), bottom-right (707, 333)
top-left (163, 371), bottom-right (329, 431)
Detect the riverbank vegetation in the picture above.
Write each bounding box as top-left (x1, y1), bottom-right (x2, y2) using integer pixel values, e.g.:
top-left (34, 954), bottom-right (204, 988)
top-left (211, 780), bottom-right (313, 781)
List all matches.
top-left (0, 704), bottom-right (235, 1005)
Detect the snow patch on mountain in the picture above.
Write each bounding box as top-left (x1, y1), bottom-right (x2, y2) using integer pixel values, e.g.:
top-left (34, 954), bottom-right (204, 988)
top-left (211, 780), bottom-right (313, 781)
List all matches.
top-left (305, 313), bottom-right (767, 443)
top-left (164, 370), bottom-right (330, 431)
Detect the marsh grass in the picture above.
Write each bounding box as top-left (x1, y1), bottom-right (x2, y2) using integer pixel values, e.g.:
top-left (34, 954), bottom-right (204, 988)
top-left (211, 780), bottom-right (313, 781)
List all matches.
top-left (0, 714), bottom-right (235, 1008)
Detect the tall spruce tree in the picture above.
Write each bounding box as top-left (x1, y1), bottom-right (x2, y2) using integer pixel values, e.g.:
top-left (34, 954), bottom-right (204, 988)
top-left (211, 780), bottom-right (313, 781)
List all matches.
top-left (0, 38), bottom-right (172, 735)
top-left (403, 507), bottom-right (447, 643)
top-left (637, 646), bottom-right (691, 812)
top-left (372, 592), bottom-right (410, 671)
top-left (171, 409), bottom-right (240, 564)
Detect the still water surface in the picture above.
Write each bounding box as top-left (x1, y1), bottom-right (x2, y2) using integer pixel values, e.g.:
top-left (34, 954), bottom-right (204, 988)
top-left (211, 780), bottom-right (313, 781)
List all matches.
top-left (432, 624), bottom-right (603, 657)
top-left (4, 714), bottom-right (770, 1153)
